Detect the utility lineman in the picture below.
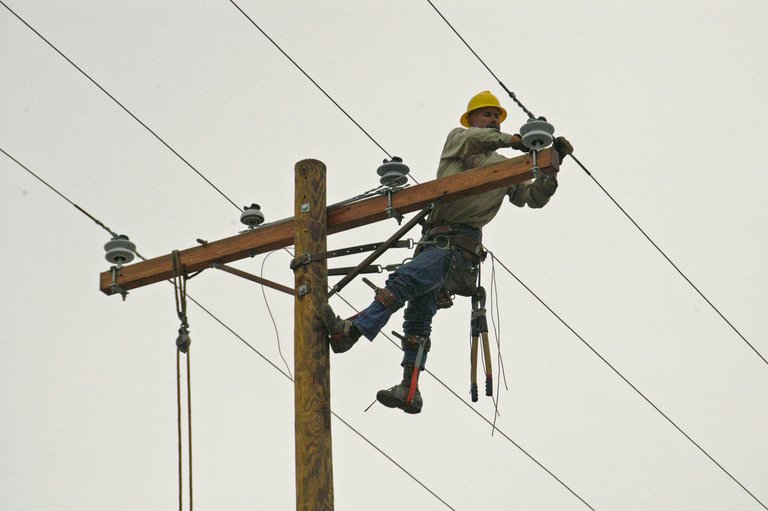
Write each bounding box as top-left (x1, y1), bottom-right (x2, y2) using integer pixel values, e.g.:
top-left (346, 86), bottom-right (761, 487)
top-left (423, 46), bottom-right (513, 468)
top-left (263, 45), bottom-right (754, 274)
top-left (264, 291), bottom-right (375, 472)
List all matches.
top-left (323, 90), bottom-right (573, 414)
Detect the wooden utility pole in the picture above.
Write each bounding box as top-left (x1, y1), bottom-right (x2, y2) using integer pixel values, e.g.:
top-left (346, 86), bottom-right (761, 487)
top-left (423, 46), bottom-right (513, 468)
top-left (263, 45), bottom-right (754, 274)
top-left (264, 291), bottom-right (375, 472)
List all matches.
top-left (97, 148), bottom-right (560, 509)
top-left (293, 160), bottom-right (333, 510)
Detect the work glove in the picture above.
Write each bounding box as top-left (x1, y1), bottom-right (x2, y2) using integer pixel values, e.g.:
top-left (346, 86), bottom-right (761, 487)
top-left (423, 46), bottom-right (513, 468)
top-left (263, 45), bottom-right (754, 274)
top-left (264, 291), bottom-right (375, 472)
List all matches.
top-left (553, 136), bottom-right (574, 161)
top-left (509, 134), bottom-right (526, 151)
top-left (530, 172), bottom-right (558, 204)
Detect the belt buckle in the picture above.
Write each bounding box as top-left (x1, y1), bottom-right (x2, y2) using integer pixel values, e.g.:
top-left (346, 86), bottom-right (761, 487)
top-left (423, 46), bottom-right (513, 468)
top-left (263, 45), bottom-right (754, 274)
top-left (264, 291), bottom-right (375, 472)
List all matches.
top-left (433, 234), bottom-right (450, 250)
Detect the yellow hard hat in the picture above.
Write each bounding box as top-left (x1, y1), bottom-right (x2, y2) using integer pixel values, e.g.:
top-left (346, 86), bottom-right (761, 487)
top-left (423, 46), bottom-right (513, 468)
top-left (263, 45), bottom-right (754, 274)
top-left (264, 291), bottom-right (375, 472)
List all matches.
top-left (460, 90), bottom-right (507, 127)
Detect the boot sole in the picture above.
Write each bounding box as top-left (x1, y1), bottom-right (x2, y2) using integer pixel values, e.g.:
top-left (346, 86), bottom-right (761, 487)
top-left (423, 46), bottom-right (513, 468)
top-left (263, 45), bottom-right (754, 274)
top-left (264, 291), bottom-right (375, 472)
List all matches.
top-left (376, 391), bottom-right (404, 409)
top-left (376, 391), bottom-right (422, 414)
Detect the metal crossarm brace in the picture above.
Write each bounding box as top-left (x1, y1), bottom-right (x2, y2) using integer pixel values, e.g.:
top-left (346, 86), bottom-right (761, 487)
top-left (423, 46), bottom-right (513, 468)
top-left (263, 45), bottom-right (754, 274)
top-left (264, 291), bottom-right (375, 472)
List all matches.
top-left (327, 265), bottom-right (381, 277)
top-left (214, 263), bottom-right (294, 296)
top-left (292, 240), bottom-right (413, 272)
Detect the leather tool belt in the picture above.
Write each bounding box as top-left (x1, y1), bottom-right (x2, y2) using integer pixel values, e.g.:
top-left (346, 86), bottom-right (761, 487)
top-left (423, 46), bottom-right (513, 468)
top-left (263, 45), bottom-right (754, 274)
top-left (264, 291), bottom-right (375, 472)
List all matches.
top-left (417, 224), bottom-right (487, 300)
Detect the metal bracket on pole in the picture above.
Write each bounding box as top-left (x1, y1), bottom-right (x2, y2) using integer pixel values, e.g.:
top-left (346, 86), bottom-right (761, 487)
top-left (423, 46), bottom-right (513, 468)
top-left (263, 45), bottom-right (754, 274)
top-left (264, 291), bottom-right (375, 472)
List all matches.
top-left (385, 188), bottom-right (404, 224)
top-left (109, 266), bottom-right (129, 301)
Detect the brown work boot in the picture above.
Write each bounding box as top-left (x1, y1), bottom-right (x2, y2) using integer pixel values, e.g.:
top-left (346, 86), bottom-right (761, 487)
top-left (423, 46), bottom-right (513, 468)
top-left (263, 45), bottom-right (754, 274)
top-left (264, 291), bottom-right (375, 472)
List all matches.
top-left (376, 364), bottom-right (422, 414)
top-left (321, 304), bottom-right (361, 353)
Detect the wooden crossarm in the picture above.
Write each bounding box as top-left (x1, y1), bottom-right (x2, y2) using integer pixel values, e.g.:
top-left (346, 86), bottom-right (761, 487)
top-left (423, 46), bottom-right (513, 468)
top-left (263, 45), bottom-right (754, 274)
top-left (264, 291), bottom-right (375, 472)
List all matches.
top-left (99, 148), bottom-right (559, 294)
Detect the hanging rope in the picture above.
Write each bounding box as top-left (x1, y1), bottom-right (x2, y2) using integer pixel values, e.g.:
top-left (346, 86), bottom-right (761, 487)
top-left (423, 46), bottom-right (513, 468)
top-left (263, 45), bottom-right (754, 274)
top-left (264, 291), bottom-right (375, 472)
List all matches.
top-left (172, 251), bottom-right (193, 511)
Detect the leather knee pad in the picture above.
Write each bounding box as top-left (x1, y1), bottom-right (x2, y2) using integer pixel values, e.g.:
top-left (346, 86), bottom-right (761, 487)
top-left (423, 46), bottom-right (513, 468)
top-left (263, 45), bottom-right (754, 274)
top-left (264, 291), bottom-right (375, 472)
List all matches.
top-left (400, 334), bottom-right (431, 352)
top-left (374, 286), bottom-right (403, 312)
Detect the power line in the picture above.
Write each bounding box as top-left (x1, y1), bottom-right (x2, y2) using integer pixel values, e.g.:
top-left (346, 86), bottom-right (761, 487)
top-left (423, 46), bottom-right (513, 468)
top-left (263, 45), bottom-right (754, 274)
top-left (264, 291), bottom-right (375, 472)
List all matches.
top-left (423, 0), bottom-right (764, 367)
top-left (0, 0), bottom-right (242, 212)
top-left (569, 154), bottom-right (767, 366)
top-left (424, 0), bottom-right (536, 120)
top-left (330, 410), bottom-right (457, 510)
top-left (227, 0), bottom-right (392, 160)
top-left (227, 0), bottom-right (422, 186)
top-left (487, 248), bottom-right (768, 511)
top-left (2, 146), bottom-right (122, 239)
top-left (425, 368), bottom-right (594, 511)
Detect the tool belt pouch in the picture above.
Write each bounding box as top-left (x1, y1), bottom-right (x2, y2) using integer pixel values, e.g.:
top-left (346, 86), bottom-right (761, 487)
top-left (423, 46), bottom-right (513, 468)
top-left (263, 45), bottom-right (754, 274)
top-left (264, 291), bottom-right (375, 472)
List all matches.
top-left (441, 235), bottom-right (485, 297)
top-left (441, 257), bottom-right (479, 297)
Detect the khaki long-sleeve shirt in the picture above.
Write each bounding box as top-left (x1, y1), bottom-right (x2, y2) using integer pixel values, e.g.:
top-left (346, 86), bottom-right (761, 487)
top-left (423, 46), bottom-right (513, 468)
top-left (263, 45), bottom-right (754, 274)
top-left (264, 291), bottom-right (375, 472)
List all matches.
top-left (427, 127), bottom-right (553, 229)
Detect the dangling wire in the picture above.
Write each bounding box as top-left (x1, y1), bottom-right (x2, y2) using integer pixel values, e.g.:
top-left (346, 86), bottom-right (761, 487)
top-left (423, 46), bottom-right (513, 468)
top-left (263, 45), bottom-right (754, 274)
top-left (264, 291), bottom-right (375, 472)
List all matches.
top-left (485, 255), bottom-right (508, 436)
top-left (483, 265), bottom-right (502, 433)
top-left (260, 250), bottom-right (293, 379)
top-left (489, 254), bottom-right (508, 392)
top-left (172, 251), bottom-right (193, 511)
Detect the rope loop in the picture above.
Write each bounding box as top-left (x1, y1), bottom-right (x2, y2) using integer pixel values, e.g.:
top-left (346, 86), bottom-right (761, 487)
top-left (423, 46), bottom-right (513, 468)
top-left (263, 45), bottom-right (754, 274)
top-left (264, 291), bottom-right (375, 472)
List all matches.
top-left (172, 250), bottom-right (191, 352)
top-left (171, 250), bottom-right (193, 510)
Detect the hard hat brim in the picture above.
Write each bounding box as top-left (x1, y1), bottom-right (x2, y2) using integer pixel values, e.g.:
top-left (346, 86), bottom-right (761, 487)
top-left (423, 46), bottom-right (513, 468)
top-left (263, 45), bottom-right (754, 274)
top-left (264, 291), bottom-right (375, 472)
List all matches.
top-left (460, 105), bottom-right (508, 128)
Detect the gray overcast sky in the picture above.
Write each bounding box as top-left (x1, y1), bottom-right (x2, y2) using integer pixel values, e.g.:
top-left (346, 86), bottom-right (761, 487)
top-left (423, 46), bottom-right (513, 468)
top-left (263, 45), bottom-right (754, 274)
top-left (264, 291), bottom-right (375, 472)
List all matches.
top-left (2, 1), bottom-right (767, 510)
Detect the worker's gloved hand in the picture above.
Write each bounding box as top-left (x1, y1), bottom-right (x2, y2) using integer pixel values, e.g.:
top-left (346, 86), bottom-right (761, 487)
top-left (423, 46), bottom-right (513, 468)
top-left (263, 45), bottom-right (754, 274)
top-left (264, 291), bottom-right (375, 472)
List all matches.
top-left (509, 134), bottom-right (526, 151)
top-left (531, 172), bottom-right (558, 201)
top-left (553, 136), bottom-right (573, 161)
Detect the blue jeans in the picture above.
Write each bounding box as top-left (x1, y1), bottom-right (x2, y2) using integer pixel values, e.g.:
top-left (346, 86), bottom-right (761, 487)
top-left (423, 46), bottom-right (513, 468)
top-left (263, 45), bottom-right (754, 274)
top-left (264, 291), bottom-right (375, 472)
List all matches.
top-left (352, 227), bottom-right (481, 367)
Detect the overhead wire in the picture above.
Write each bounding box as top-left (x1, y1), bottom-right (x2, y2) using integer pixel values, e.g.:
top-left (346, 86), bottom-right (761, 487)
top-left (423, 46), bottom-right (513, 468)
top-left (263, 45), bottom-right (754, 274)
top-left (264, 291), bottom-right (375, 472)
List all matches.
top-left (424, 0), bottom-right (764, 368)
top-left (0, 0), bottom-right (242, 212)
top-left (1, 147), bottom-right (124, 241)
top-left (2, 149), bottom-right (455, 510)
top-left (569, 156), bottom-right (766, 366)
top-left (226, 0), bottom-right (389, 158)
top-left (227, 0), bottom-right (421, 185)
top-left (424, 0), bottom-right (536, 120)
top-left (486, 248), bottom-right (768, 511)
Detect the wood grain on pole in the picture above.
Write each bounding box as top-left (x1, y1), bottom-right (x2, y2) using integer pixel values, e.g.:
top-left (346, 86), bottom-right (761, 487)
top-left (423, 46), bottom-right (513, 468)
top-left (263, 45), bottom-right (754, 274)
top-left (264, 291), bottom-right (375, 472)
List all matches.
top-left (293, 159), bottom-right (333, 511)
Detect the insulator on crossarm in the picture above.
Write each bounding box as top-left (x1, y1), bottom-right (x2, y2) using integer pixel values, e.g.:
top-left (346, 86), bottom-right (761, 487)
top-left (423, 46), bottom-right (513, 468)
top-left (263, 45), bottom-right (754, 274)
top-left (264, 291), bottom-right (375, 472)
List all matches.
top-left (377, 157), bottom-right (410, 187)
top-left (240, 203), bottom-right (265, 228)
top-left (519, 117), bottom-right (555, 151)
top-left (104, 234), bottom-right (136, 267)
